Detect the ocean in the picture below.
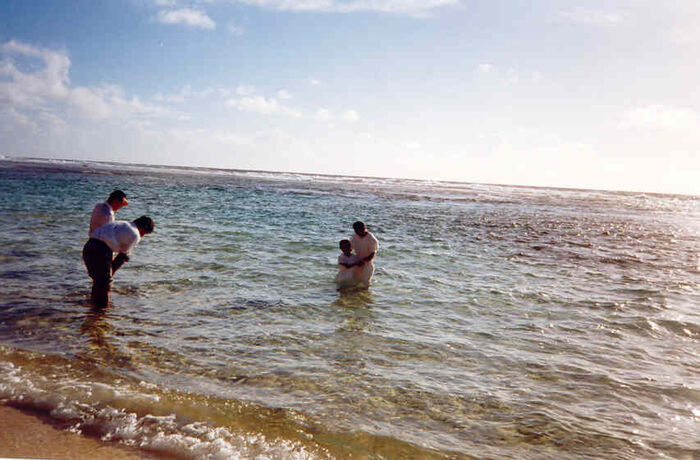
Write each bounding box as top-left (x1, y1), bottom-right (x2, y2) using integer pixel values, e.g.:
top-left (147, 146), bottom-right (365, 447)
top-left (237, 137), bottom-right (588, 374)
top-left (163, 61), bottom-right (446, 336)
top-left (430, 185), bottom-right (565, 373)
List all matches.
top-left (0, 157), bottom-right (698, 459)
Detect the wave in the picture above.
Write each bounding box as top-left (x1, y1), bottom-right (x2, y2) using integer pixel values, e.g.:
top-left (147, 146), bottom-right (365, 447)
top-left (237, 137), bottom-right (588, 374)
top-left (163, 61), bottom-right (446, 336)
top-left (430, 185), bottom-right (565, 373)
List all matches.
top-left (0, 346), bottom-right (455, 459)
top-left (0, 356), bottom-right (324, 460)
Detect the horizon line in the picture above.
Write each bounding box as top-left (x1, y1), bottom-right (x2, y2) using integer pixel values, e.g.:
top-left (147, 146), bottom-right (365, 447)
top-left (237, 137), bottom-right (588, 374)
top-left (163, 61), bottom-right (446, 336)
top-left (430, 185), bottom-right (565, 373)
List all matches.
top-left (1, 154), bottom-right (697, 199)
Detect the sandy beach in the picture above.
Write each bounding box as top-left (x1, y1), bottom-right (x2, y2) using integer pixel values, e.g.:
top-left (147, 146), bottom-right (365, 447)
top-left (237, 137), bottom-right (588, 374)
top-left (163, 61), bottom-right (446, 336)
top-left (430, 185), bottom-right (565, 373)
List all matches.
top-left (0, 405), bottom-right (158, 460)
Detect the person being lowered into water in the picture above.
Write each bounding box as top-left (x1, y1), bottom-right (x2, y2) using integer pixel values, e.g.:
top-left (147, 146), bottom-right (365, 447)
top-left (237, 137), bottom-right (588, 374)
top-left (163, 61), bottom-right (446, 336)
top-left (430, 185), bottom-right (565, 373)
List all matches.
top-left (335, 221), bottom-right (379, 289)
top-left (336, 238), bottom-right (364, 288)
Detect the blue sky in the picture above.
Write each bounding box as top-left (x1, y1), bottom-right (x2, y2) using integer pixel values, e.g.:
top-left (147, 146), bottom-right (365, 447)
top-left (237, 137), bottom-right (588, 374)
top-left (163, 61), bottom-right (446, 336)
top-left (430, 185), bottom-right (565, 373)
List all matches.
top-left (1, 0), bottom-right (698, 194)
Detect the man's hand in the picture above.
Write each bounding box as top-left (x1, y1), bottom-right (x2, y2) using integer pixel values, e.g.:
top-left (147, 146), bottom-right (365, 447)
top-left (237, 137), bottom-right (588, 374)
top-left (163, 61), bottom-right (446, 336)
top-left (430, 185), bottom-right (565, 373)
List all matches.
top-left (112, 253), bottom-right (129, 273)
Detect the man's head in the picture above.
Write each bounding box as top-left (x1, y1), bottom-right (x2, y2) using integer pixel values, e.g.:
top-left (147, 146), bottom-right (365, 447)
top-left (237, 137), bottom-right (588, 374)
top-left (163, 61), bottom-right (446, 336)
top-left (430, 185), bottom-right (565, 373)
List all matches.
top-left (107, 190), bottom-right (128, 211)
top-left (133, 216), bottom-right (155, 237)
top-left (339, 239), bottom-right (352, 255)
top-left (353, 221), bottom-right (367, 236)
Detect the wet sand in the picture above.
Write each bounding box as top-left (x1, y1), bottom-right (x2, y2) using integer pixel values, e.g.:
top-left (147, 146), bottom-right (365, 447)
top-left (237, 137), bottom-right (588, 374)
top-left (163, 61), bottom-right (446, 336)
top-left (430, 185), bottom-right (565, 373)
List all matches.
top-left (0, 405), bottom-right (158, 460)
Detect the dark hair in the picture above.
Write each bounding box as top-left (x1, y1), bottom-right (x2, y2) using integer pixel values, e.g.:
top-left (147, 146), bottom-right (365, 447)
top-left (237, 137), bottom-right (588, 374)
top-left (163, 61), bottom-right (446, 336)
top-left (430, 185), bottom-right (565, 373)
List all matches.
top-left (339, 239), bottom-right (351, 250)
top-left (353, 221), bottom-right (365, 233)
top-left (133, 216), bottom-right (154, 233)
top-left (108, 190), bottom-right (127, 202)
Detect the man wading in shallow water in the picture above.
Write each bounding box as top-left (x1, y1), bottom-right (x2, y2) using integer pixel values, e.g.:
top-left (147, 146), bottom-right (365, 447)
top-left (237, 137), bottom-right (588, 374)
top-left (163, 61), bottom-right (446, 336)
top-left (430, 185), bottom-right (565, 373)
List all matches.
top-left (349, 221), bottom-right (379, 286)
top-left (89, 189), bottom-right (129, 235)
top-left (82, 216), bottom-right (154, 307)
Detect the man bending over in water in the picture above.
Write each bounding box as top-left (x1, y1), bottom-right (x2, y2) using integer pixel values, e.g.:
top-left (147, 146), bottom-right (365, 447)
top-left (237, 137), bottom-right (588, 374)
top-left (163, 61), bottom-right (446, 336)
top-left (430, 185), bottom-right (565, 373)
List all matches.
top-left (82, 216), bottom-right (154, 307)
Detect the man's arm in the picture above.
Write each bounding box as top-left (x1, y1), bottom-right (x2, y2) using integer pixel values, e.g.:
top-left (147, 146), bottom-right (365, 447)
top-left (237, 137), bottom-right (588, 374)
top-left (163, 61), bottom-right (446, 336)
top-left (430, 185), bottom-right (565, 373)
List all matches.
top-left (339, 260), bottom-right (364, 268)
top-left (362, 252), bottom-right (375, 262)
top-left (112, 252), bottom-right (129, 273)
top-left (112, 226), bottom-right (138, 273)
top-left (338, 254), bottom-right (364, 268)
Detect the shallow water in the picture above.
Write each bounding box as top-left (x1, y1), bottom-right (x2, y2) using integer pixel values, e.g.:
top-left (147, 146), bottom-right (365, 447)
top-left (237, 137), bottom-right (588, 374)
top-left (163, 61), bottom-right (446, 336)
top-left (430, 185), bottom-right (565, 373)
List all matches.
top-left (0, 158), bottom-right (698, 459)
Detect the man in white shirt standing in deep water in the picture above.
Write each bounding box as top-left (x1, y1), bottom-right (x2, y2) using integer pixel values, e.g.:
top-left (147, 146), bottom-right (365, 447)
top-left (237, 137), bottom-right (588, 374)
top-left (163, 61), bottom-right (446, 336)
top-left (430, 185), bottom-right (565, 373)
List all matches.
top-left (89, 190), bottom-right (129, 235)
top-left (82, 216), bottom-right (154, 307)
top-left (350, 221), bottom-right (379, 286)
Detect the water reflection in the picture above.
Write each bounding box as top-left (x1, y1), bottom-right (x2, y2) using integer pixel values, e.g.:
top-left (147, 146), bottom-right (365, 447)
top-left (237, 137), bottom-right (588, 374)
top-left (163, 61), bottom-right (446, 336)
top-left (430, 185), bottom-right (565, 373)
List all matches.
top-left (79, 306), bottom-right (132, 368)
top-left (332, 288), bottom-right (375, 332)
top-left (333, 287), bottom-right (374, 309)
top-left (80, 307), bottom-right (110, 348)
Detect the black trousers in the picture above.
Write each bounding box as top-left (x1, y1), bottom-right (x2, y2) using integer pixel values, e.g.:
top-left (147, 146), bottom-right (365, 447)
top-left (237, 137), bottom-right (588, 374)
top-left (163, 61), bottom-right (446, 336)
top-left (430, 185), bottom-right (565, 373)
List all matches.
top-left (82, 238), bottom-right (112, 305)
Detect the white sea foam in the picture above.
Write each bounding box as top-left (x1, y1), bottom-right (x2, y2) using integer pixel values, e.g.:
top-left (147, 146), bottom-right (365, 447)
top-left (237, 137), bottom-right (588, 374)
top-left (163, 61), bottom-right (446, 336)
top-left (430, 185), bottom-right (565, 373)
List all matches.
top-left (0, 359), bottom-right (322, 460)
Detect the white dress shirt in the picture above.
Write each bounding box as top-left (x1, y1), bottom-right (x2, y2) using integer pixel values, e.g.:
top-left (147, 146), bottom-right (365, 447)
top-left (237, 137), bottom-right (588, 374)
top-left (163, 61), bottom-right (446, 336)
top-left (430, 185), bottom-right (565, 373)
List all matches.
top-left (350, 231), bottom-right (378, 260)
top-left (91, 221), bottom-right (141, 255)
top-left (89, 201), bottom-right (114, 236)
top-left (350, 231), bottom-right (379, 284)
top-left (337, 253), bottom-right (361, 284)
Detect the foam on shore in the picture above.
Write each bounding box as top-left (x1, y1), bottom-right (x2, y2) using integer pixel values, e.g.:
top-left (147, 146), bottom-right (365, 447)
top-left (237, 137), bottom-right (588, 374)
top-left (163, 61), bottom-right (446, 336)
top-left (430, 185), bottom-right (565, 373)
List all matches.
top-left (0, 405), bottom-right (159, 459)
top-left (0, 356), bottom-right (326, 460)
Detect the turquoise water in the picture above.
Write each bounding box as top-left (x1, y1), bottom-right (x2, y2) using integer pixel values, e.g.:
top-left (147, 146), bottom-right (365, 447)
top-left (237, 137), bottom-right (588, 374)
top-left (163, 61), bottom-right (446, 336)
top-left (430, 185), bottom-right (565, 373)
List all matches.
top-left (0, 158), bottom-right (698, 459)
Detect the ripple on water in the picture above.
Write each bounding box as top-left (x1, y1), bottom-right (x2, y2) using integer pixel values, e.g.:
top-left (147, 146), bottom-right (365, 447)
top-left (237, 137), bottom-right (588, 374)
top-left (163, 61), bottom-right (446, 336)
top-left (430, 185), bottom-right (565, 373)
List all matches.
top-left (0, 163), bottom-right (698, 458)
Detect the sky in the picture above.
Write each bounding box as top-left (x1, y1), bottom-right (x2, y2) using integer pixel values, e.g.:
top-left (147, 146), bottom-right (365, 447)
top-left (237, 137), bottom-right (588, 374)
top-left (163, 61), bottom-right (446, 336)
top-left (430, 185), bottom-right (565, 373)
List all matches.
top-left (1, 0), bottom-right (698, 195)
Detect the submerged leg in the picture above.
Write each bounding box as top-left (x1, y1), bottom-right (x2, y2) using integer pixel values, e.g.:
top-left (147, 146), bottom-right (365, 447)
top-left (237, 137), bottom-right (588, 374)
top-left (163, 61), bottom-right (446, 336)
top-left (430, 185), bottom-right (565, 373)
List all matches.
top-left (91, 283), bottom-right (110, 308)
top-left (83, 239), bottom-right (114, 307)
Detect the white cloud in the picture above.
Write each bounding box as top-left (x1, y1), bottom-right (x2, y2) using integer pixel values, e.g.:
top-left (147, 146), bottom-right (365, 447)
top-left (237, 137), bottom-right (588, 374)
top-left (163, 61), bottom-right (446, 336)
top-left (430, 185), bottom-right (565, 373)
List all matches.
top-left (236, 85), bottom-right (256, 96)
top-left (0, 40), bottom-right (70, 108)
top-left (504, 68), bottom-right (519, 85)
top-left (314, 108), bottom-right (359, 123)
top-left (341, 109), bottom-right (359, 122)
top-left (403, 141), bottom-right (422, 150)
top-left (315, 108), bottom-right (332, 121)
top-left (668, 27), bottom-right (700, 45)
top-left (475, 63), bottom-right (542, 85)
top-left (558, 8), bottom-right (628, 27)
top-left (152, 85), bottom-right (217, 103)
top-left (0, 40), bottom-right (179, 130)
top-left (0, 107), bottom-right (32, 141)
top-left (276, 89), bottom-right (292, 100)
top-left (70, 87), bottom-right (115, 119)
top-left (619, 105), bottom-right (700, 134)
top-left (310, 79), bottom-right (321, 85)
top-left (226, 95), bottom-right (302, 117)
top-left (235, 0), bottom-right (458, 15)
top-left (228, 23), bottom-right (245, 35)
top-left (70, 85), bottom-right (177, 120)
top-left (156, 8), bottom-right (216, 29)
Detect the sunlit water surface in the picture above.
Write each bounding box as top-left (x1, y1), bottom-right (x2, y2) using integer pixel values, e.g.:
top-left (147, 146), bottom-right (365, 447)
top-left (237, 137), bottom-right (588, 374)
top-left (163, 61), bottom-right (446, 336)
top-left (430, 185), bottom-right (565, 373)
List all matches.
top-left (0, 158), bottom-right (698, 459)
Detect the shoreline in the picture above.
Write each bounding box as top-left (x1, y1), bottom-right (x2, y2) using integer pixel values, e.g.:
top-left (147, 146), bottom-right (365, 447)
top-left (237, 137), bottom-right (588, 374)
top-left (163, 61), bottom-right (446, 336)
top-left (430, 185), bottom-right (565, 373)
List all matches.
top-left (0, 405), bottom-right (161, 460)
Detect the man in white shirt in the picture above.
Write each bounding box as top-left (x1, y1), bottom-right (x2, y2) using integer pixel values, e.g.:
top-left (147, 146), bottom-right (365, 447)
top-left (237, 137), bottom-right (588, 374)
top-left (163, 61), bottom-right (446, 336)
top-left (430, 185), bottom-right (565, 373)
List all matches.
top-left (82, 216), bottom-right (154, 307)
top-left (349, 221), bottom-right (379, 286)
top-left (89, 190), bottom-right (129, 236)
